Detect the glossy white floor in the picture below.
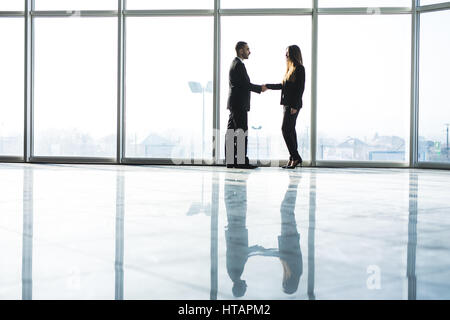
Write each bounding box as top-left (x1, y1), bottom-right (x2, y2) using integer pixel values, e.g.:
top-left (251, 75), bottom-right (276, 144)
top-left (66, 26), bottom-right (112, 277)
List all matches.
top-left (0, 163), bottom-right (449, 300)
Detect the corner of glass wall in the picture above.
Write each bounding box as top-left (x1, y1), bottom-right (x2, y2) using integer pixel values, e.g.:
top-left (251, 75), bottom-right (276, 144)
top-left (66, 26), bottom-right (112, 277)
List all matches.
top-left (418, 8), bottom-right (450, 164)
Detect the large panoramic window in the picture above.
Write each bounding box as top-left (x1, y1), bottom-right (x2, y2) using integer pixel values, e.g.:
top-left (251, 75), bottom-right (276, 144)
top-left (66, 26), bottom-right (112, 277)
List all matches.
top-left (220, 16), bottom-right (311, 163)
top-left (221, 0), bottom-right (311, 8)
top-left (33, 18), bottom-right (117, 157)
top-left (34, 0), bottom-right (117, 10)
top-left (317, 15), bottom-right (410, 162)
top-left (319, 0), bottom-right (411, 7)
top-left (0, 18), bottom-right (24, 157)
top-left (126, 0), bottom-right (213, 10)
top-left (125, 17), bottom-right (213, 161)
top-left (418, 10), bottom-right (450, 163)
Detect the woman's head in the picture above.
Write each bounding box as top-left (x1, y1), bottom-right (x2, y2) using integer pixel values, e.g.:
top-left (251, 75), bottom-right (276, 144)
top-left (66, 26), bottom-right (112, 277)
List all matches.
top-left (286, 45), bottom-right (303, 67)
top-left (283, 45), bottom-right (303, 83)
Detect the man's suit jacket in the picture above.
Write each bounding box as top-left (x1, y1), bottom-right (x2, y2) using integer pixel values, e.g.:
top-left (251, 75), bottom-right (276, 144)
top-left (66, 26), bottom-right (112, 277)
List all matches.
top-left (227, 57), bottom-right (262, 112)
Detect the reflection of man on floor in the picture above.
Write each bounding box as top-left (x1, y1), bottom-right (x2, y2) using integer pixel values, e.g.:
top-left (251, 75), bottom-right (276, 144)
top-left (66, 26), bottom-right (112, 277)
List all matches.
top-left (279, 173), bottom-right (303, 294)
top-left (224, 172), bottom-right (302, 297)
top-left (224, 172), bottom-right (253, 297)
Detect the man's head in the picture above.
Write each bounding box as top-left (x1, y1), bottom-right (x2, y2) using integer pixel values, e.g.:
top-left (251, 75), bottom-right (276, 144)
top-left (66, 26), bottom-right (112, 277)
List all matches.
top-left (235, 41), bottom-right (250, 60)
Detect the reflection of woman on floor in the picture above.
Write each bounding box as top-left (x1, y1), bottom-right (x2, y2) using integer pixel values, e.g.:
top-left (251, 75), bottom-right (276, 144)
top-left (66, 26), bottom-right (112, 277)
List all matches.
top-left (278, 173), bottom-right (303, 294)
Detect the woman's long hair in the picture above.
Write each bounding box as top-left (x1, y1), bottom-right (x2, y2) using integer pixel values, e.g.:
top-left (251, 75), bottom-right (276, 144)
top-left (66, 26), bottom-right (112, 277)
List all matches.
top-left (283, 45), bottom-right (303, 84)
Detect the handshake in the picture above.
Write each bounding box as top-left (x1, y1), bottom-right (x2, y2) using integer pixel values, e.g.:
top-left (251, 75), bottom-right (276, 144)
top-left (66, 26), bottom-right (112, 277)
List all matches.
top-left (261, 84), bottom-right (269, 93)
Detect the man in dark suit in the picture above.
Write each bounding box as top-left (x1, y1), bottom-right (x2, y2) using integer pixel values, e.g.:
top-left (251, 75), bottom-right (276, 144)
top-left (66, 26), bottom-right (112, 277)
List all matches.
top-left (225, 41), bottom-right (266, 169)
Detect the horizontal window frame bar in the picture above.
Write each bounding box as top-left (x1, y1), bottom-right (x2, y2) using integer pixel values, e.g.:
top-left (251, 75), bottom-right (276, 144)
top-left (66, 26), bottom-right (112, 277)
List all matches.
top-left (417, 161), bottom-right (450, 169)
top-left (417, 2), bottom-right (450, 13)
top-left (315, 161), bottom-right (409, 168)
top-left (0, 11), bottom-right (24, 17)
top-left (31, 10), bottom-right (119, 17)
top-left (124, 9), bottom-right (214, 16)
top-left (29, 156), bottom-right (117, 164)
top-left (317, 7), bottom-right (412, 15)
top-left (123, 158), bottom-right (312, 167)
top-left (0, 156), bottom-right (25, 163)
top-left (25, 6), bottom-right (447, 18)
top-left (219, 8), bottom-right (313, 16)
top-left (122, 158), bottom-right (216, 165)
top-left (2, 157), bottom-right (450, 169)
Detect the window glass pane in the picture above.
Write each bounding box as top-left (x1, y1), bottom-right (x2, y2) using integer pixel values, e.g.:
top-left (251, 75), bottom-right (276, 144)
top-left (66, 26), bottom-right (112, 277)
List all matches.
top-left (125, 17), bottom-right (213, 161)
top-left (317, 15), bottom-right (410, 162)
top-left (126, 0), bottom-right (213, 10)
top-left (418, 10), bottom-right (450, 163)
top-left (221, 16), bottom-right (311, 162)
top-left (0, 18), bottom-right (23, 157)
top-left (0, 1), bottom-right (23, 10)
top-left (35, 0), bottom-right (117, 11)
top-left (320, 0), bottom-right (411, 7)
top-left (34, 18), bottom-right (117, 157)
top-left (222, 0), bottom-right (312, 8)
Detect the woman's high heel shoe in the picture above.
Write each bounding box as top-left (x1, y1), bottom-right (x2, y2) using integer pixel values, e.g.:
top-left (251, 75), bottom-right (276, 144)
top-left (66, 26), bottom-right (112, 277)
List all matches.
top-left (282, 160), bottom-right (292, 169)
top-left (287, 159), bottom-right (302, 169)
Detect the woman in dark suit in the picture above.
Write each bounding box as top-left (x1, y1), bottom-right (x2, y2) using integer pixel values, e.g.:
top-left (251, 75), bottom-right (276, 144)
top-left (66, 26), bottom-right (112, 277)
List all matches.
top-left (265, 45), bottom-right (305, 169)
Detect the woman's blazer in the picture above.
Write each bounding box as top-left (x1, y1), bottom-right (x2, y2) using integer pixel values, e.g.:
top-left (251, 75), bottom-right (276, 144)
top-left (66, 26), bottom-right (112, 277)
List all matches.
top-left (266, 64), bottom-right (305, 110)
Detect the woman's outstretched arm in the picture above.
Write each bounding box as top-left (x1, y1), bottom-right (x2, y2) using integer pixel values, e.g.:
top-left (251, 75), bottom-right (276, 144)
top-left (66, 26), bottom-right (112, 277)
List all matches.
top-left (265, 83), bottom-right (282, 90)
